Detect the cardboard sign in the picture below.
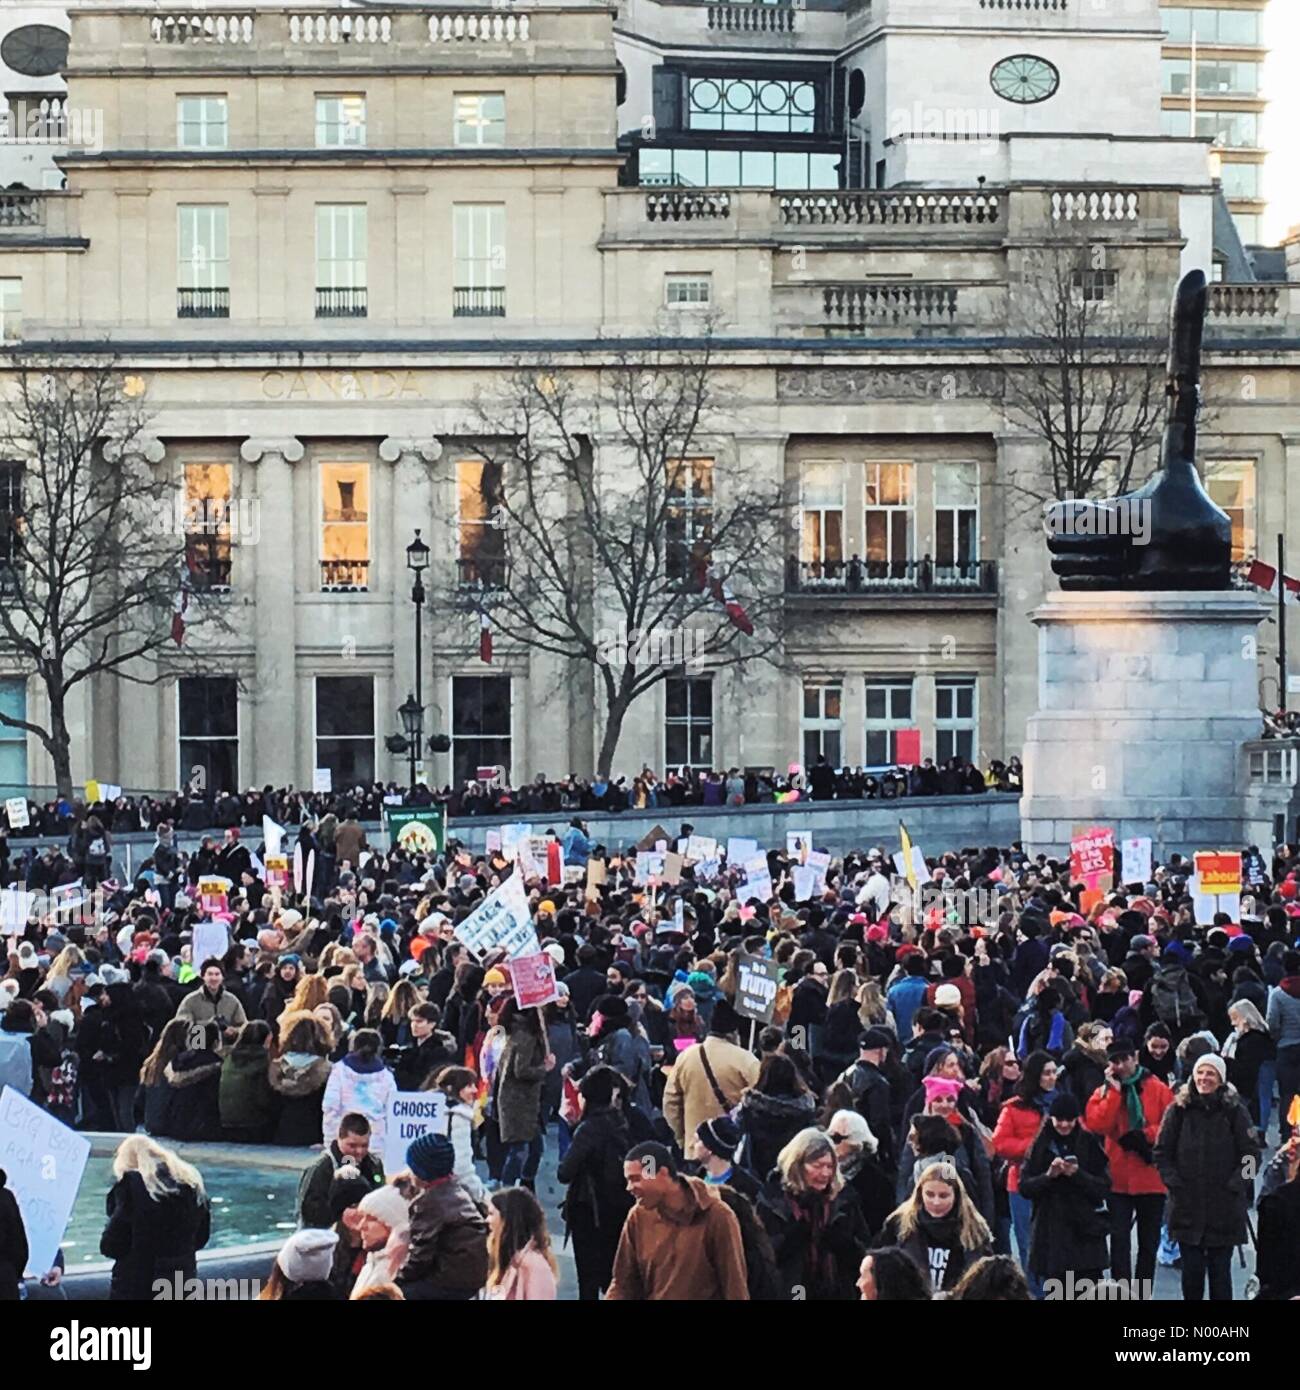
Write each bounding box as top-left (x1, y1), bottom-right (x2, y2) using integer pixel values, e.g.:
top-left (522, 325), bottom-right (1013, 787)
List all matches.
top-left (385, 1091), bottom-right (449, 1160)
top-left (312, 767), bottom-right (332, 793)
top-left (585, 858), bottom-right (607, 890)
top-left (662, 852), bottom-right (684, 885)
top-left (695, 859), bottom-right (721, 883)
top-left (191, 919), bottom-right (229, 968)
top-left (454, 871), bottom-right (538, 960)
top-left (384, 806), bottom-right (446, 855)
top-left (264, 854), bottom-right (289, 890)
top-left (4, 797), bottom-right (29, 829)
top-left (511, 951), bottom-right (560, 1009)
top-left (735, 953), bottom-right (780, 1024)
top-left (1070, 826), bottom-right (1115, 891)
top-left (726, 837), bottom-right (759, 865)
top-left (635, 824), bottom-right (672, 853)
top-left (1120, 837), bottom-right (1153, 887)
top-left (0, 1086), bottom-right (91, 1277)
top-left (293, 842), bottom-right (304, 894)
top-left (198, 876), bottom-right (231, 915)
top-left (740, 852), bottom-right (773, 904)
top-left (1194, 851), bottom-right (1242, 897)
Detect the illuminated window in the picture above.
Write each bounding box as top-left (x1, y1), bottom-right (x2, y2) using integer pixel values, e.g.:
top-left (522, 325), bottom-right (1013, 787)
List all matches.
top-left (320, 461), bottom-right (370, 589)
top-left (800, 461), bottom-right (844, 580)
top-left (864, 462), bottom-right (914, 570)
top-left (453, 93), bottom-right (505, 146)
top-left (1206, 460), bottom-right (1255, 562)
top-left (184, 462), bottom-right (232, 590)
top-left (456, 459), bottom-right (507, 588)
top-left (667, 457), bottom-right (713, 581)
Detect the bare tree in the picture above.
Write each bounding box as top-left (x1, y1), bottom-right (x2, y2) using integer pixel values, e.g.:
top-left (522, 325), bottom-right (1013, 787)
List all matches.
top-left (459, 337), bottom-right (789, 777)
top-left (0, 357), bottom-right (223, 797)
top-left (1002, 237), bottom-right (1169, 510)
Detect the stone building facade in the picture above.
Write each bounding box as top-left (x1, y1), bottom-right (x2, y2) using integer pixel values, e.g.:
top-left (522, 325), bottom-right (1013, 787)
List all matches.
top-left (0, 0), bottom-right (1297, 797)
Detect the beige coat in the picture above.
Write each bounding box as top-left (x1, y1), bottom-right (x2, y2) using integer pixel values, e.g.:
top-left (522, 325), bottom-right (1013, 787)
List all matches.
top-left (662, 1036), bottom-right (760, 1146)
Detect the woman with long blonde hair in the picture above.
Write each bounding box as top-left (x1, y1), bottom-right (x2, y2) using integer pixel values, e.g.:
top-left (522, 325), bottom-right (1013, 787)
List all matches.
top-left (288, 972), bottom-right (329, 1015)
top-left (874, 1161), bottom-right (993, 1294)
top-left (379, 978), bottom-right (421, 1047)
top-left (100, 1135), bottom-right (210, 1300)
top-left (44, 944), bottom-right (86, 1005)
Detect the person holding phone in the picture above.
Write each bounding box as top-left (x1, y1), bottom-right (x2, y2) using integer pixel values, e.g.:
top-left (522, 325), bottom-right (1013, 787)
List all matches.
top-left (1018, 1093), bottom-right (1111, 1296)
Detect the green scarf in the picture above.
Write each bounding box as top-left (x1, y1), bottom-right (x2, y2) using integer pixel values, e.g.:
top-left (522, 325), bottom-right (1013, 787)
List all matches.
top-left (1120, 1066), bottom-right (1149, 1132)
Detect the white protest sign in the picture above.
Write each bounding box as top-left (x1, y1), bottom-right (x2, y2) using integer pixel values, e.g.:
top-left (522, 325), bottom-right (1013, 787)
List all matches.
top-left (100, 784), bottom-right (122, 802)
top-left (263, 816), bottom-right (284, 858)
top-left (892, 846), bottom-right (932, 885)
top-left (485, 830), bottom-right (502, 854)
top-left (454, 871), bottom-right (539, 959)
top-left (741, 852), bottom-right (773, 904)
top-left (673, 898), bottom-right (685, 933)
top-left (792, 865), bottom-right (819, 902)
top-left (312, 767), bottom-right (332, 793)
top-left (635, 852), bottom-right (665, 885)
top-left (501, 823), bottom-right (532, 857)
top-left (0, 889), bottom-right (35, 930)
top-left (385, 1091), bottom-right (448, 1162)
top-left (786, 832), bottom-right (811, 862)
top-left (726, 837), bottom-right (759, 865)
top-left (0, 1086), bottom-right (91, 1276)
top-left (191, 919), bottom-right (229, 968)
top-left (1121, 837), bottom-right (1153, 886)
top-left (807, 850), bottom-right (831, 891)
top-left (695, 859), bottom-right (721, 883)
top-left (4, 797), bottom-right (29, 829)
top-left (1190, 873), bottom-right (1217, 925)
top-left (50, 881), bottom-right (87, 917)
top-left (686, 835), bottom-right (718, 863)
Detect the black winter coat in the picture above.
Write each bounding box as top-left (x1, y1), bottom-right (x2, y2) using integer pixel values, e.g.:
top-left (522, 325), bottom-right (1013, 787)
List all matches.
top-left (1154, 1086), bottom-right (1259, 1248)
top-left (557, 1105), bottom-right (633, 1236)
top-left (1256, 1170), bottom-right (1300, 1300)
top-left (734, 1090), bottom-right (819, 1181)
top-left (0, 1177), bottom-right (28, 1299)
top-left (1018, 1122), bottom-right (1111, 1277)
top-left (1059, 1046), bottom-right (1107, 1109)
top-left (162, 1050), bottom-right (223, 1142)
top-left (756, 1175), bottom-right (870, 1301)
top-left (100, 1170), bottom-right (210, 1301)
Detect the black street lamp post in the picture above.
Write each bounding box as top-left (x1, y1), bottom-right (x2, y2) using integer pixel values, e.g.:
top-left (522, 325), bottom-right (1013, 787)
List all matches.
top-left (405, 529), bottom-right (430, 787)
top-left (398, 692), bottom-right (424, 791)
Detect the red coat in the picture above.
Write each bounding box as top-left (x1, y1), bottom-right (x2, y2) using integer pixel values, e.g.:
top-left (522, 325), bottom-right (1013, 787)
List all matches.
top-left (1083, 1074), bottom-right (1173, 1196)
top-left (991, 1098), bottom-right (1045, 1195)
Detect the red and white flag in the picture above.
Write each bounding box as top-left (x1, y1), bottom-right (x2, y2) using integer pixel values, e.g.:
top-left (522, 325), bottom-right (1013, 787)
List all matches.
top-left (691, 555), bottom-right (754, 636)
top-left (479, 609), bottom-right (493, 664)
top-left (171, 560), bottom-right (192, 646)
top-left (1247, 558), bottom-right (1300, 603)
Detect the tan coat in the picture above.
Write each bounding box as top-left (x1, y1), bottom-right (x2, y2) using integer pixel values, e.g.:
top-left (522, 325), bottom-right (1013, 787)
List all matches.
top-left (606, 1176), bottom-right (749, 1301)
top-left (662, 1036), bottom-right (760, 1146)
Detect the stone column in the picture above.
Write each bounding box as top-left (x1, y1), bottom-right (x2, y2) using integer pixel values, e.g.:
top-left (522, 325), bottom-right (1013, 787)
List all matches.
top-left (381, 434), bottom-right (441, 780)
top-left (240, 437), bottom-right (303, 785)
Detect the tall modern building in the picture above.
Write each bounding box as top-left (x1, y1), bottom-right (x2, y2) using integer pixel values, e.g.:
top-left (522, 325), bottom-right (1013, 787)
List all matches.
top-left (0, 0), bottom-right (1296, 803)
top-left (1160, 0), bottom-right (1269, 245)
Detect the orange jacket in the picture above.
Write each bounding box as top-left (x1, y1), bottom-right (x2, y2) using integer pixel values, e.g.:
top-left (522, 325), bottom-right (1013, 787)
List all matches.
top-left (1083, 1074), bottom-right (1173, 1196)
top-left (991, 1098), bottom-right (1046, 1195)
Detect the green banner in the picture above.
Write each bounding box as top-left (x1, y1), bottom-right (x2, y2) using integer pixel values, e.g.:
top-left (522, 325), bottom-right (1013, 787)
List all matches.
top-left (383, 806), bottom-right (447, 855)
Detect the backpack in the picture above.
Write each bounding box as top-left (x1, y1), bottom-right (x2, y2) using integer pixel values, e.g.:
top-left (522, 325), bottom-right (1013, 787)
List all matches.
top-left (46, 1050), bottom-right (79, 1115)
top-left (87, 837), bottom-right (107, 860)
top-left (1150, 968), bottom-right (1202, 1029)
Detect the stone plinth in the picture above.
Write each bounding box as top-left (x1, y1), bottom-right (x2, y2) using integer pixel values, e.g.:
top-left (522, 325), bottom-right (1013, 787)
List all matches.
top-left (1019, 589), bottom-right (1281, 856)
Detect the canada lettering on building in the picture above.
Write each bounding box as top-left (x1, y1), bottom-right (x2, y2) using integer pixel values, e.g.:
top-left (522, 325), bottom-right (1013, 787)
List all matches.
top-left (261, 370), bottom-right (424, 401)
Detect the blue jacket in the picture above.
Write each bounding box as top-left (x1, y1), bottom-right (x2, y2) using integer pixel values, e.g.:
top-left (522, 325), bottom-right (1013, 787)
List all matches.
top-left (887, 977), bottom-right (929, 1039)
top-left (562, 826), bottom-right (591, 867)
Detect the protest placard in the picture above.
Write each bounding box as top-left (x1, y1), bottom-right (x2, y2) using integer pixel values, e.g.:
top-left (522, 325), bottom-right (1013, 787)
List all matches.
top-left (662, 852), bottom-right (684, 885)
top-left (198, 876), bottom-right (231, 915)
top-left (786, 832), bottom-right (811, 862)
top-left (735, 954), bottom-right (780, 1024)
top-left (454, 871), bottom-right (538, 959)
top-left (512, 952), bottom-right (560, 1009)
top-left (741, 852), bottom-right (773, 904)
top-left (892, 846), bottom-right (931, 886)
top-left (384, 1092), bottom-right (448, 1159)
top-left (792, 865), bottom-right (819, 902)
top-left (1070, 826), bottom-right (1115, 885)
top-left (485, 830), bottom-right (502, 854)
top-left (726, 837), bottom-right (759, 865)
top-left (634, 852), bottom-right (665, 885)
top-left (262, 816), bottom-right (284, 857)
top-left (585, 858), bottom-right (607, 890)
top-left (312, 768), bottom-right (332, 793)
top-left (4, 797), bottom-right (28, 829)
top-left (501, 823), bottom-right (532, 857)
top-left (384, 806), bottom-right (447, 855)
top-left (685, 834), bottom-right (718, 863)
top-left (1120, 837), bottom-right (1153, 887)
top-left (0, 1086), bottom-right (91, 1277)
top-left (191, 919), bottom-right (229, 968)
top-left (1193, 851), bottom-right (1242, 896)
top-left (264, 855), bottom-right (289, 891)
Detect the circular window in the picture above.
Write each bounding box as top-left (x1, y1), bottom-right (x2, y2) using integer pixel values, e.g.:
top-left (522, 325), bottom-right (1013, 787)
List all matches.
top-left (990, 54), bottom-right (1059, 105)
top-left (1, 24), bottom-right (69, 79)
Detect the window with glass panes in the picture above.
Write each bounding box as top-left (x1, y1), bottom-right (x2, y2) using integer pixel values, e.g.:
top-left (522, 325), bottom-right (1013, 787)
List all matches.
top-left (666, 458), bottom-right (713, 581)
top-left (665, 677), bottom-right (713, 769)
top-left (1161, 58), bottom-right (1260, 96)
top-left (1218, 161), bottom-right (1262, 199)
top-left (934, 461), bottom-right (978, 571)
top-left (316, 205), bottom-right (367, 288)
top-left (184, 463), bottom-right (232, 589)
top-left (638, 145), bottom-right (840, 190)
top-left (178, 676), bottom-right (238, 795)
top-left (665, 274), bottom-right (711, 307)
top-left (315, 676), bottom-right (375, 785)
top-left (865, 678), bottom-right (913, 764)
top-left (0, 280), bottom-right (19, 342)
top-left (802, 681), bottom-right (843, 767)
top-left (800, 461), bottom-right (844, 579)
top-left (316, 95), bottom-right (366, 148)
top-left (0, 462), bottom-right (21, 580)
top-left (320, 462), bottom-right (370, 588)
top-left (177, 205), bottom-right (228, 289)
top-left (1162, 7), bottom-right (1262, 45)
top-left (864, 462), bottom-right (913, 570)
top-left (451, 676), bottom-right (511, 784)
top-left (935, 678), bottom-right (977, 762)
top-left (453, 205), bottom-right (505, 288)
top-left (456, 459), bottom-right (507, 587)
top-left (177, 95), bottom-right (228, 149)
top-left (453, 93), bottom-right (505, 146)
top-left (0, 678), bottom-right (27, 794)
top-left (686, 75), bottom-right (816, 133)
top-left (1205, 460), bottom-right (1255, 562)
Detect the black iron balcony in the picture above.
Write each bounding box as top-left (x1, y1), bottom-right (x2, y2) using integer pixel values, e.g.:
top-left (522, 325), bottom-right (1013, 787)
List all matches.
top-left (457, 555), bottom-right (509, 591)
top-left (177, 287), bottom-right (230, 319)
top-left (321, 558), bottom-right (370, 591)
top-left (316, 286), bottom-right (368, 318)
top-left (786, 555), bottom-right (998, 595)
top-left (453, 286), bottom-right (505, 318)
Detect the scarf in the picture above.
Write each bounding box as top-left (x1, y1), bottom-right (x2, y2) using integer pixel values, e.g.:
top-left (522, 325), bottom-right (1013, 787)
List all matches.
top-left (789, 1189), bottom-right (836, 1290)
top-left (1120, 1065), bottom-right (1149, 1131)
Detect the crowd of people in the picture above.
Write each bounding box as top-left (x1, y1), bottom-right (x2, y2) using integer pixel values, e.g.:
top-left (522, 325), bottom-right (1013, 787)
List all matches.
top-left (2, 817), bottom-right (1299, 1303)
top-left (0, 755), bottom-right (1021, 846)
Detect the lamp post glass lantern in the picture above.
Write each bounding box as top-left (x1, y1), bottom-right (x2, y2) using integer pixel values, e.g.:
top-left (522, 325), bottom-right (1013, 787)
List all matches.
top-left (398, 691), bottom-right (424, 788)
